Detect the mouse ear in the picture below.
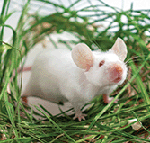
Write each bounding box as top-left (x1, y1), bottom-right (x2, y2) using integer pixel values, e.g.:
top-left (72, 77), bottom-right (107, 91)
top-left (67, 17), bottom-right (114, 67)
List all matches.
top-left (110, 38), bottom-right (128, 61)
top-left (72, 43), bottom-right (93, 71)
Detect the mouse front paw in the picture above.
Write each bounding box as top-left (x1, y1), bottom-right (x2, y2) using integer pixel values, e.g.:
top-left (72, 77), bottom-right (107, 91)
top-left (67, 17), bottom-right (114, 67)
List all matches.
top-left (73, 110), bottom-right (87, 121)
top-left (103, 94), bottom-right (119, 103)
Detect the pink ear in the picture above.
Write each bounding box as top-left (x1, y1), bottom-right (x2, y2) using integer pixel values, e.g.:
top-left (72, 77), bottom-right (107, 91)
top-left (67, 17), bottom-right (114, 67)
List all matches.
top-left (72, 43), bottom-right (93, 71)
top-left (110, 38), bottom-right (128, 61)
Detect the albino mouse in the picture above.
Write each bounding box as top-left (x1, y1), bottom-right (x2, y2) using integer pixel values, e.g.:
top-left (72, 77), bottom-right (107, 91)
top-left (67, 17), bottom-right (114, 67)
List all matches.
top-left (22, 38), bottom-right (128, 121)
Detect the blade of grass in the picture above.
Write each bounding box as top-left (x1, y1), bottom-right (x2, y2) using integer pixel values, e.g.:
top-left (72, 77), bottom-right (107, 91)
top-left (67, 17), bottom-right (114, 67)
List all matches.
top-left (130, 59), bottom-right (150, 111)
top-left (34, 105), bottom-right (75, 142)
top-left (88, 53), bottom-right (150, 130)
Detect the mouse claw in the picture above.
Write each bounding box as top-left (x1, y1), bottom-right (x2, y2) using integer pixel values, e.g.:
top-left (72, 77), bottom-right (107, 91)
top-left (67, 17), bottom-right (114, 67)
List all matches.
top-left (73, 110), bottom-right (87, 121)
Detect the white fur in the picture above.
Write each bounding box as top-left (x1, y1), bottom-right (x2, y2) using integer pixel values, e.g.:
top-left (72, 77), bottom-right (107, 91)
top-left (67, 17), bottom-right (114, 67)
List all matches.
top-left (22, 38), bottom-right (128, 120)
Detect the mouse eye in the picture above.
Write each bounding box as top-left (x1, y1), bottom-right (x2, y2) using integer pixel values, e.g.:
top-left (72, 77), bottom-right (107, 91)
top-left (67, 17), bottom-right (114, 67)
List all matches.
top-left (99, 60), bottom-right (105, 67)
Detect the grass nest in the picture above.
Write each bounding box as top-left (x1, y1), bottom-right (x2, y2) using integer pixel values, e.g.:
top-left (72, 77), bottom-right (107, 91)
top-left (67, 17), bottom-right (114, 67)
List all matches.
top-left (0, 0), bottom-right (150, 142)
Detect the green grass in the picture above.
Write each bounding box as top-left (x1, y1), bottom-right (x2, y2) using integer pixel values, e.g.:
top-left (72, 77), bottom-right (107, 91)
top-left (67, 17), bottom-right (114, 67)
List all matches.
top-left (0, 0), bottom-right (150, 142)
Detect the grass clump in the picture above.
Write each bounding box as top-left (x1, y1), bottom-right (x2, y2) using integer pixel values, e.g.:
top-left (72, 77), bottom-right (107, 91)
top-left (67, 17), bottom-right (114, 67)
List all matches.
top-left (0, 0), bottom-right (150, 142)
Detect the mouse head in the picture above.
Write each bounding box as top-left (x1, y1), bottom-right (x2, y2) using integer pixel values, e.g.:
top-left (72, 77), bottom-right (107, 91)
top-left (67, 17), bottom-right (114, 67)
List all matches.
top-left (72, 38), bottom-right (128, 86)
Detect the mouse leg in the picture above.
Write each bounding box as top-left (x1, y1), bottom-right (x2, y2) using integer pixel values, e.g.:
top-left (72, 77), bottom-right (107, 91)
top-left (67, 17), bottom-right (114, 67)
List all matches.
top-left (73, 110), bottom-right (87, 121)
top-left (72, 101), bottom-right (87, 121)
top-left (103, 94), bottom-right (118, 103)
top-left (22, 96), bottom-right (28, 104)
top-left (73, 108), bottom-right (87, 121)
top-left (66, 94), bottom-right (87, 121)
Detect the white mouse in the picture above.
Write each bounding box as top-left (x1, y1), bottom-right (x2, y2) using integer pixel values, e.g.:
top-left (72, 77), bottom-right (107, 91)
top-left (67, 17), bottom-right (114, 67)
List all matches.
top-left (21, 38), bottom-right (128, 121)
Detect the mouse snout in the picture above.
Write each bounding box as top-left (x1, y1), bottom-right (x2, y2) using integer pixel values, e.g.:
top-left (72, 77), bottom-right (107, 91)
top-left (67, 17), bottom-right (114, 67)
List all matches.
top-left (109, 64), bottom-right (123, 83)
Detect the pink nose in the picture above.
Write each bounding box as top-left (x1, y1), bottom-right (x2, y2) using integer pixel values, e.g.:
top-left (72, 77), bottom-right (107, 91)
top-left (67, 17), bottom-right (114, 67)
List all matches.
top-left (109, 64), bottom-right (123, 83)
